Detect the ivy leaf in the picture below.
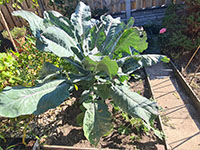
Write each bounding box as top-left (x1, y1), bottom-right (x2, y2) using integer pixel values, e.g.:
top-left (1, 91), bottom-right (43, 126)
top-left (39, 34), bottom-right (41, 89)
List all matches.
top-left (83, 100), bottom-right (112, 146)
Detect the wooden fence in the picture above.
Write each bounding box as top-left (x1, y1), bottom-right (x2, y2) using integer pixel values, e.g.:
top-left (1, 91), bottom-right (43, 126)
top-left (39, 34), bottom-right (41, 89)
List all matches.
top-left (0, 0), bottom-right (184, 31)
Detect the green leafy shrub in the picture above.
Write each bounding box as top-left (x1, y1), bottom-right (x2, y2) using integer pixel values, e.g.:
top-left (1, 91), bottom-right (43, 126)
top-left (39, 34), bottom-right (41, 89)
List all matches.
top-left (0, 52), bottom-right (21, 90)
top-left (2, 27), bottom-right (26, 39)
top-left (160, 0), bottom-right (200, 58)
top-left (0, 0), bottom-right (38, 8)
top-left (0, 35), bottom-right (74, 90)
top-left (0, 2), bottom-right (169, 145)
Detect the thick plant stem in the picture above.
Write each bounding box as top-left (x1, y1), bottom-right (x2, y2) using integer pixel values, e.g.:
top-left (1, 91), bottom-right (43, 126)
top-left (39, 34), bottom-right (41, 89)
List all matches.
top-left (22, 115), bottom-right (34, 146)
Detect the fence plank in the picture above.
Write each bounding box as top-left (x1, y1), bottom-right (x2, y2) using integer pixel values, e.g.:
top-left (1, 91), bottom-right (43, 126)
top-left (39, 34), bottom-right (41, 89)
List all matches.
top-left (142, 0), bottom-right (146, 8)
top-left (136, 0), bottom-right (142, 9)
top-left (146, 0), bottom-right (153, 8)
top-left (6, 3), bottom-right (23, 27)
top-left (131, 0), bottom-right (136, 9)
top-left (0, 5), bottom-right (15, 29)
top-left (121, 1), bottom-right (125, 11)
top-left (155, 0), bottom-right (161, 6)
top-left (165, 0), bottom-right (171, 5)
top-left (126, 0), bottom-right (131, 20)
top-left (0, 0), bottom-right (185, 30)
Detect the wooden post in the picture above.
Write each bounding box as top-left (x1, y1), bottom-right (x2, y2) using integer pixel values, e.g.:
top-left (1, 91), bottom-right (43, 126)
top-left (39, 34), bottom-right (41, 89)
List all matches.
top-left (126, 0), bottom-right (131, 20)
top-left (0, 9), bottom-right (18, 52)
top-left (189, 64), bottom-right (200, 85)
top-left (184, 45), bottom-right (200, 72)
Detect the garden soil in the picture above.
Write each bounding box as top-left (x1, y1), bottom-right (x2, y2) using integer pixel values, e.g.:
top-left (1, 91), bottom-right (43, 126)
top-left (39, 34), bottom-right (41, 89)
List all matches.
top-left (0, 70), bottom-right (164, 150)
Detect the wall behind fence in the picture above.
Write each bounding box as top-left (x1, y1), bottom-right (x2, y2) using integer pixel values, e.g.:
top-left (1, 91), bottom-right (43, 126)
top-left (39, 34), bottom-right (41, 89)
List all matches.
top-left (0, 0), bottom-right (184, 31)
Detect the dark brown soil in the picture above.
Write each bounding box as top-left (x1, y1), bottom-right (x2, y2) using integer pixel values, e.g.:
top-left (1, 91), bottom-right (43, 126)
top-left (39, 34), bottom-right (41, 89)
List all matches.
top-left (0, 70), bottom-right (164, 150)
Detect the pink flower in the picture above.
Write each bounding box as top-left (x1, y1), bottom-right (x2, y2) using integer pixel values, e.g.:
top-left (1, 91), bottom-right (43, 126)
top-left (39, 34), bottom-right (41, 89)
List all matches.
top-left (159, 28), bottom-right (166, 34)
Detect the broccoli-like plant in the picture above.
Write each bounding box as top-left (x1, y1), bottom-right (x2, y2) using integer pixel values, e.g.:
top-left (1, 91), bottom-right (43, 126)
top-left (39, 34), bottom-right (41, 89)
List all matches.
top-left (0, 2), bottom-right (169, 145)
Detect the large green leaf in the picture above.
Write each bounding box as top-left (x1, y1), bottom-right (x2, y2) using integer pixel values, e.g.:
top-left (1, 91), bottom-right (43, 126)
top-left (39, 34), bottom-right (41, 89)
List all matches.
top-left (82, 56), bottom-right (118, 78)
top-left (90, 24), bottom-right (106, 51)
top-left (39, 26), bottom-right (83, 60)
top-left (63, 57), bottom-right (89, 74)
top-left (83, 100), bottom-right (112, 145)
top-left (82, 56), bottom-right (98, 71)
top-left (95, 84), bottom-right (111, 100)
top-left (70, 1), bottom-right (97, 53)
top-left (101, 15), bottom-right (126, 55)
top-left (96, 56), bottom-right (118, 78)
top-left (71, 1), bottom-right (93, 38)
top-left (110, 84), bottom-right (158, 126)
top-left (38, 62), bottom-right (61, 79)
top-left (114, 27), bottom-right (148, 55)
top-left (12, 10), bottom-right (45, 37)
top-left (117, 54), bottom-right (170, 74)
top-left (44, 11), bottom-right (75, 38)
top-left (0, 80), bottom-right (70, 118)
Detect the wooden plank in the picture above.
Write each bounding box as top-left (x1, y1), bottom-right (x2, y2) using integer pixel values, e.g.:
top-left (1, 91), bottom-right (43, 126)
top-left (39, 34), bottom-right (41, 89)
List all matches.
top-left (5, 4), bottom-right (18, 27)
top-left (136, 0), bottom-right (142, 9)
top-left (152, 0), bottom-right (156, 6)
top-left (24, 0), bottom-right (35, 12)
top-left (111, 0), bottom-right (116, 13)
top-left (142, 0), bottom-right (146, 8)
top-left (155, 0), bottom-right (161, 6)
top-left (43, 145), bottom-right (120, 150)
top-left (90, 0), bottom-right (94, 10)
top-left (146, 0), bottom-right (153, 8)
top-left (116, 0), bottom-right (121, 12)
top-left (126, 0), bottom-right (131, 19)
top-left (19, 0), bottom-right (33, 25)
top-left (165, 0), bottom-right (171, 5)
top-left (131, 0), bottom-right (136, 9)
top-left (120, 2), bottom-right (126, 11)
top-left (6, 2), bottom-right (24, 27)
top-left (43, 0), bottom-right (50, 11)
top-left (103, 0), bottom-right (112, 13)
top-left (100, 0), bottom-right (103, 9)
top-left (0, 17), bottom-right (4, 30)
top-left (0, 4), bottom-right (15, 29)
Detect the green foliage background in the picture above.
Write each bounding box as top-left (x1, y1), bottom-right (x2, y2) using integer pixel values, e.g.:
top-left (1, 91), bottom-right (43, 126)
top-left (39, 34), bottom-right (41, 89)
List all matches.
top-left (160, 0), bottom-right (200, 58)
top-left (0, 35), bottom-right (74, 91)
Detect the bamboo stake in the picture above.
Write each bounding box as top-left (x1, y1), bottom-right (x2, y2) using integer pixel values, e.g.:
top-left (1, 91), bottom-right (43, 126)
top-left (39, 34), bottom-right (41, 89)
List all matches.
top-left (189, 64), bottom-right (200, 85)
top-left (0, 9), bottom-right (18, 52)
top-left (184, 45), bottom-right (200, 72)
